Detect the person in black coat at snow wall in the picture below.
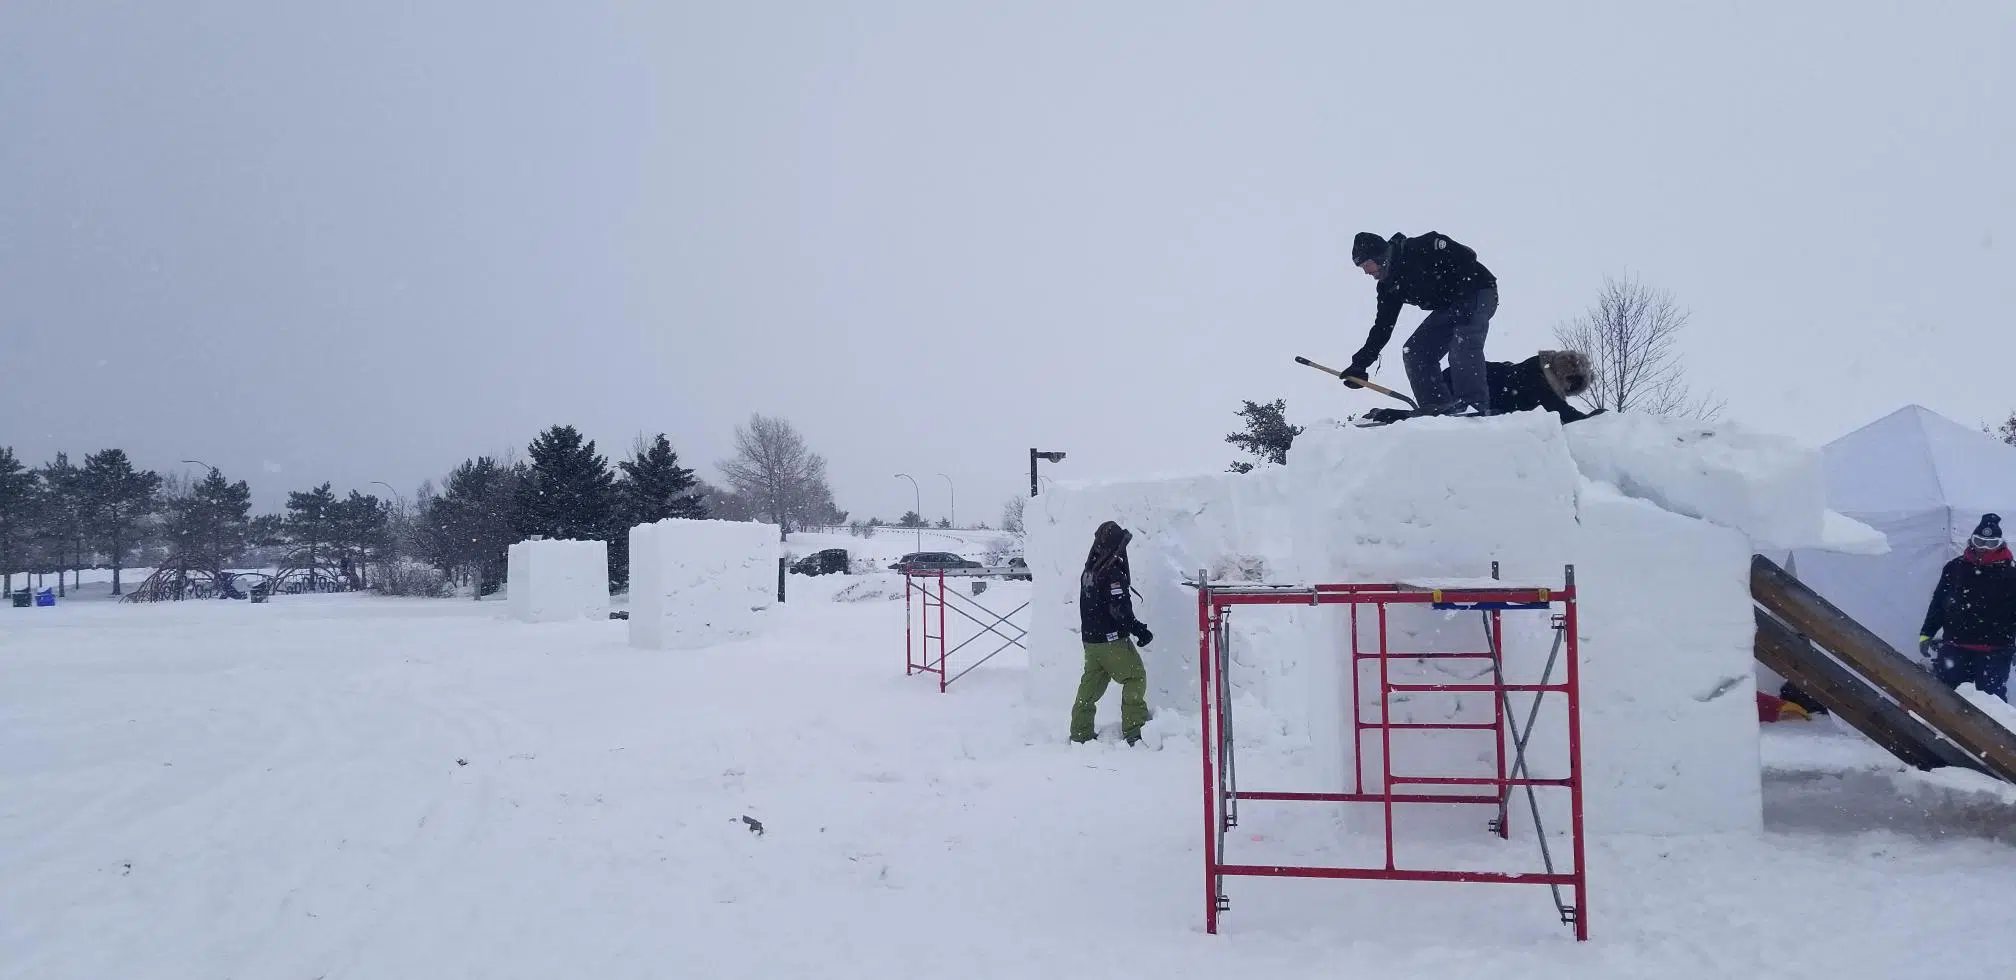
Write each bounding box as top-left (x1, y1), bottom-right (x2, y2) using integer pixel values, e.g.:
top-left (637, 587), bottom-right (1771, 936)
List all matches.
top-left (1342, 231), bottom-right (1498, 415)
top-left (1071, 521), bottom-right (1153, 745)
top-left (1919, 513), bottom-right (2016, 701)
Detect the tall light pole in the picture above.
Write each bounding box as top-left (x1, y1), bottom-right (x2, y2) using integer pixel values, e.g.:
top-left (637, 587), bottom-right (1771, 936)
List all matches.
top-left (894, 473), bottom-right (922, 551)
top-left (936, 473), bottom-right (955, 529)
top-left (1029, 449), bottom-right (1066, 497)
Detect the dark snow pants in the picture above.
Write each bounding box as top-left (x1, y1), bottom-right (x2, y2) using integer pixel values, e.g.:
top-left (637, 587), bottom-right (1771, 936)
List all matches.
top-left (1403, 286), bottom-right (1497, 414)
top-left (1071, 639), bottom-right (1147, 743)
top-left (1932, 641), bottom-right (2014, 701)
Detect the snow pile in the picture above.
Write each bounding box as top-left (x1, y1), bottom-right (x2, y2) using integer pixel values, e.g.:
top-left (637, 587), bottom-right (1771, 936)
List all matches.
top-left (1028, 409), bottom-right (1768, 837)
top-left (1564, 412), bottom-right (1828, 550)
top-left (628, 518), bottom-right (780, 650)
top-left (505, 538), bottom-right (609, 623)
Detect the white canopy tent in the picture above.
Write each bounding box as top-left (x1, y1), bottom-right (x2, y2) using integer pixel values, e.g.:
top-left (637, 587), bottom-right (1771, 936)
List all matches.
top-left (1790, 405), bottom-right (2016, 658)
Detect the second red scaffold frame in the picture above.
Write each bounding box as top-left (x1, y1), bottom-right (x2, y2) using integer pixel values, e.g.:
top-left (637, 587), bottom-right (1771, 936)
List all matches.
top-left (1194, 566), bottom-right (1588, 941)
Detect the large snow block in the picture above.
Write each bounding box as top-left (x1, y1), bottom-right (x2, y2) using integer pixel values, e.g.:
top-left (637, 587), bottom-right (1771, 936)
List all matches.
top-left (1285, 413), bottom-right (1582, 807)
top-left (629, 519), bottom-right (781, 650)
top-left (1571, 481), bottom-right (1763, 836)
top-left (1565, 412), bottom-right (1827, 551)
top-left (506, 538), bottom-right (609, 623)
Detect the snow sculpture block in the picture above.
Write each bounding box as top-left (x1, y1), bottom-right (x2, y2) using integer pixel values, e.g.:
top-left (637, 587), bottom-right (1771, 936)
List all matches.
top-left (506, 538), bottom-right (610, 623)
top-left (1028, 409), bottom-right (1777, 839)
top-left (1571, 482), bottom-right (1763, 835)
top-left (628, 518), bottom-right (780, 650)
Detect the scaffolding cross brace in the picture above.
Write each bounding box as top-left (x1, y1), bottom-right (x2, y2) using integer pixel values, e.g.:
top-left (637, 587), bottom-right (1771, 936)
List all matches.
top-left (1196, 565), bottom-right (1588, 941)
top-left (904, 570), bottom-right (1029, 692)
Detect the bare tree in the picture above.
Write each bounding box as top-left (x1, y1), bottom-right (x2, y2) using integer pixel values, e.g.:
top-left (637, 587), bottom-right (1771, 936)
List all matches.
top-left (1995, 411), bottom-right (2016, 448)
top-left (1553, 273), bottom-right (1723, 419)
top-left (717, 414), bottom-right (834, 540)
top-left (1000, 495), bottom-right (1026, 535)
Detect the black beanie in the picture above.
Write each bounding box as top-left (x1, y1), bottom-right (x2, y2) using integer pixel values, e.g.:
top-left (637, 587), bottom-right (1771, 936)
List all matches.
top-left (1351, 232), bottom-right (1388, 266)
top-left (1973, 513), bottom-right (2003, 544)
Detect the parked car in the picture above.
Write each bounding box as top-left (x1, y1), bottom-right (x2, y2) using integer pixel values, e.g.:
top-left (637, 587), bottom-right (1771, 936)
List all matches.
top-left (1004, 556), bottom-right (1030, 581)
top-left (791, 548), bottom-right (850, 576)
top-left (888, 551), bottom-right (982, 574)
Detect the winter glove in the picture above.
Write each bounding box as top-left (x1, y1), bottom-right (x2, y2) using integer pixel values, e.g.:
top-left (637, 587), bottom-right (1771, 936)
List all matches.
top-left (1132, 624), bottom-right (1154, 648)
top-left (1918, 634), bottom-right (1937, 669)
top-left (1340, 364), bottom-right (1369, 389)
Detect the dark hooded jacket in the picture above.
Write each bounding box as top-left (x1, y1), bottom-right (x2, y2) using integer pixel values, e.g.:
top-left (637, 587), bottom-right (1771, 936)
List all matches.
top-left (1351, 232), bottom-right (1497, 371)
top-left (1079, 521), bottom-right (1146, 643)
top-left (1440, 356), bottom-right (1593, 424)
top-left (1921, 546), bottom-right (2016, 648)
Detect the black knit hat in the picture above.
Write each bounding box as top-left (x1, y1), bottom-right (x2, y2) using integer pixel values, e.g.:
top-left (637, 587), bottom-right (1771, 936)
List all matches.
top-left (1971, 513), bottom-right (2003, 548)
top-left (1351, 232), bottom-right (1389, 266)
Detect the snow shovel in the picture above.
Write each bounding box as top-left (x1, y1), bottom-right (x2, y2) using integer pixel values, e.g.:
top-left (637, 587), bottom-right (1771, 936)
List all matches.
top-left (1294, 356), bottom-right (1418, 410)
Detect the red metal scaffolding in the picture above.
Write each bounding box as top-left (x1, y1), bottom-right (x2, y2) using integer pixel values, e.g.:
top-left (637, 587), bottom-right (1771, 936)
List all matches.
top-left (1196, 565), bottom-right (1587, 940)
top-left (904, 571), bottom-right (1029, 693)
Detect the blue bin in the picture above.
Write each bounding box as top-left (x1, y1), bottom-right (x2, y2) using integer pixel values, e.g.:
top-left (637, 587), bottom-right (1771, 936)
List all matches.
top-left (34, 589), bottom-right (55, 607)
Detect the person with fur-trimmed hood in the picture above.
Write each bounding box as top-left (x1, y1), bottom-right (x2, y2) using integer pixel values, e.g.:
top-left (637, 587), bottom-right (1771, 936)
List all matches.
top-left (1360, 351), bottom-right (1600, 426)
top-left (1071, 521), bottom-right (1153, 745)
top-left (1343, 230), bottom-right (1499, 415)
top-left (1919, 513), bottom-right (2016, 701)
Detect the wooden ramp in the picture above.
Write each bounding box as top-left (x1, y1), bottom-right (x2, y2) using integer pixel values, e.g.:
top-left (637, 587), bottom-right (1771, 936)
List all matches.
top-left (1751, 554), bottom-right (2016, 781)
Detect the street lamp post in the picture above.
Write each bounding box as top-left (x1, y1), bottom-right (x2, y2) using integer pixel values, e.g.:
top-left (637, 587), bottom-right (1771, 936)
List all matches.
top-left (1029, 449), bottom-right (1066, 497)
top-left (936, 473), bottom-right (955, 529)
top-left (894, 473), bottom-right (923, 551)
top-left (181, 458), bottom-right (217, 476)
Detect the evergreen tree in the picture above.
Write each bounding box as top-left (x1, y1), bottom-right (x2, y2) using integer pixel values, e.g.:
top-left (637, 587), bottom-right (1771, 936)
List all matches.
top-left (80, 449), bottom-right (162, 596)
top-left (617, 434), bottom-right (707, 524)
top-left (430, 457), bottom-right (523, 596)
top-left (0, 448), bottom-right (41, 595)
top-left (1225, 398), bottom-right (1303, 473)
top-left (898, 511), bottom-right (926, 528)
top-left (35, 453), bottom-right (88, 595)
top-left (164, 468), bottom-right (254, 581)
top-left (284, 482), bottom-right (341, 588)
top-left (518, 425), bottom-right (616, 541)
top-left (518, 425), bottom-right (618, 588)
top-left (331, 491), bottom-right (390, 588)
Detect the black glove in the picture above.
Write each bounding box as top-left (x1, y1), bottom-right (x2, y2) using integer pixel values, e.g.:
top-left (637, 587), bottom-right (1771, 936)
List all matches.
top-left (1132, 624), bottom-right (1154, 648)
top-left (1340, 364), bottom-right (1369, 388)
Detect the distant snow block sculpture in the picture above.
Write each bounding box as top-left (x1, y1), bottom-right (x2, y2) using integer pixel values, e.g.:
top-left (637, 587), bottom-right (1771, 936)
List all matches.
top-left (506, 538), bottom-right (610, 623)
top-left (628, 518), bottom-right (781, 650)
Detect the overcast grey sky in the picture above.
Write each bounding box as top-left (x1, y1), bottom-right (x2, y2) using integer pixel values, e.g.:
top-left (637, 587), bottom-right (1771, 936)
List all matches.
top-left (4, 2), bottom-right (2011, 521)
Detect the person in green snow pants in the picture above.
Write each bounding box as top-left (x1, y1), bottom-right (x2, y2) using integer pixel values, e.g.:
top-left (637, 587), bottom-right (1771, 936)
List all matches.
top-left (1071, 521), bottom-right (1154, 745)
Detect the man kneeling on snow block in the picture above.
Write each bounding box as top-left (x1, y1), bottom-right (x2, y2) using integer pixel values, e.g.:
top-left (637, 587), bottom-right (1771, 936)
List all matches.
top-left (1361, 351), bottom-right (1600, 426)
top-left (1072, 521), bottom-right (1153, 746)
top-left (1918, 514), bottom-right (2016, 701)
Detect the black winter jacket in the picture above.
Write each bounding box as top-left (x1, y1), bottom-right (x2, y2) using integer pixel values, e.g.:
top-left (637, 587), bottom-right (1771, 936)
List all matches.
top-left (1440, 357), bottom-right (1593, 423)
top-left (1080, 557), bottom-right (1145, 644)
top-left (1921, 552), bottom-right (2016, 647)
top-left (1352, 232), bottom-right (1497, 370)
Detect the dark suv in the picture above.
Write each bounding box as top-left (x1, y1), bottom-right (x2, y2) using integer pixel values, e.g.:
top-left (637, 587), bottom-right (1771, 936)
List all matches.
top-left (888, 552), bottom-right (982, 574)
top-left (791, 548), bottom-right (849, 576)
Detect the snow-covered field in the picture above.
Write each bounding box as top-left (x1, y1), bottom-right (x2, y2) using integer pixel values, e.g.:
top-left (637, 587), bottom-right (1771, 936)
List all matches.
top-left (7, 580), bottom-right (2016, 979)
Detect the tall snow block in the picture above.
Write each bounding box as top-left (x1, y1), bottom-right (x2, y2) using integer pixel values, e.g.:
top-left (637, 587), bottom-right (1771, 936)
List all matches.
top-left (506, 538), bottom-right (610, 623)
top-left (628, 518), bottom-right (780, 650)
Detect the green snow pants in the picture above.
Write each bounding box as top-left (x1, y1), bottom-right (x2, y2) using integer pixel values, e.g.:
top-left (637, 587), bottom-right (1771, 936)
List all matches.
top-left (1070, 639), bottom-right (1148, 743)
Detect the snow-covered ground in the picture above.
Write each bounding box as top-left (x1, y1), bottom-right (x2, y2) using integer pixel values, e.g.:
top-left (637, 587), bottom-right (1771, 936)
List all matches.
top-left (6, 581), bottom-right (2016, 979)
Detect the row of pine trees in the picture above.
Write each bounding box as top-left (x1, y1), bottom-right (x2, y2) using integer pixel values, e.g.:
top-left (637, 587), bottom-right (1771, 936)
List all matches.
top-left (0, 425), bottom-right (713, 597)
